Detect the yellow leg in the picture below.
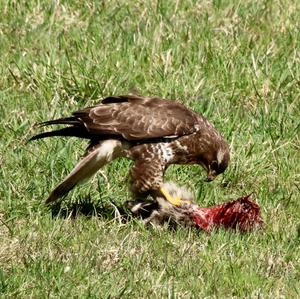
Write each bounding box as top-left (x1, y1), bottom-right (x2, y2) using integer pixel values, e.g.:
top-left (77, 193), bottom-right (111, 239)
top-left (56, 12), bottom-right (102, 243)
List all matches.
top-left (160, 187), bottom-right (181, 205)
top-left (160, 187), bottom-right (191, 206)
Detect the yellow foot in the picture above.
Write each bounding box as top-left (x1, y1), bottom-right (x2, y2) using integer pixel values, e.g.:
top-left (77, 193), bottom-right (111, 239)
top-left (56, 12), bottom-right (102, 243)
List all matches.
top-left (160, 187), bottom-right (190, 206)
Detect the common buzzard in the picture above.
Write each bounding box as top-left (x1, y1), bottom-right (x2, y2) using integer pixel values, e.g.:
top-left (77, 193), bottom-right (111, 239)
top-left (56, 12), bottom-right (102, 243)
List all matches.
top-left (30, 95), bottom-right (230, 204)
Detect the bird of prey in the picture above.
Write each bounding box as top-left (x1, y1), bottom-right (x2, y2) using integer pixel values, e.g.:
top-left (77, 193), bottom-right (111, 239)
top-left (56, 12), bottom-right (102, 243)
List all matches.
top-left (30, 95), bottom-right (230, 204)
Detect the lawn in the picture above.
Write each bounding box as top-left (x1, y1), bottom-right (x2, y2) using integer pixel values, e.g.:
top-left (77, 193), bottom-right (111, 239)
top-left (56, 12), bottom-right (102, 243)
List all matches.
top-left (1, 0), bottom-right (299, 297)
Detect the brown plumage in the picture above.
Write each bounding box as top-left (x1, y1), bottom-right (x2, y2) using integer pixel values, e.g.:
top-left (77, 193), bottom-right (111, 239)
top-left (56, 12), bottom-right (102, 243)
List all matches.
top-left (30, 95), bottom-right (230, 204)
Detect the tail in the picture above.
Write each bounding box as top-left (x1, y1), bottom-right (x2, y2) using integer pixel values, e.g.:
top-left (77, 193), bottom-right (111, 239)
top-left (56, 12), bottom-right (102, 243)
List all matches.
top-left (28, 117), bottom-right (88, 141)
top-left (45, 139), bottom-right (124, 204)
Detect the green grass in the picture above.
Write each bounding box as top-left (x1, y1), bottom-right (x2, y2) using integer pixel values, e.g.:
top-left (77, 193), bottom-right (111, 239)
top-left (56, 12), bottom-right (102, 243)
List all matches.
top-left (1, 0), bottom-right (300, 297)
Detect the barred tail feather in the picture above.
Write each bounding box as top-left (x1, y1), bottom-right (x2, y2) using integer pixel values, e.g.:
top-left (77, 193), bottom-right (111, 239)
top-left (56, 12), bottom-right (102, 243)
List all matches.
top-left (39, 117), bottom-right (81, 127)
top-left (29, 116), bottom-right (85, 142)
top-left (28, 126), bottom-right (89, 142)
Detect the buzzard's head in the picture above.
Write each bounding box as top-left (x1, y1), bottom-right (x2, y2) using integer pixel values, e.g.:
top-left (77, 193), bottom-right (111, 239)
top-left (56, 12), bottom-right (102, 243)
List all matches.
top-left (200, 142), bottom-right (230, 182)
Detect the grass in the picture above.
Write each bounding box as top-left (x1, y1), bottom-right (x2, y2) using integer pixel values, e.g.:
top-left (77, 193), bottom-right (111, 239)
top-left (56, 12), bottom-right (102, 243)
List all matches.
top-left (1, 0), bottom-right (300, 297)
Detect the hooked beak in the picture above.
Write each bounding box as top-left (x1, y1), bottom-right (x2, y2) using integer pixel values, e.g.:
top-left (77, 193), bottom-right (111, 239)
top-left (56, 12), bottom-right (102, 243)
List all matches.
top-left (205, 166), bottom-right (216, 182)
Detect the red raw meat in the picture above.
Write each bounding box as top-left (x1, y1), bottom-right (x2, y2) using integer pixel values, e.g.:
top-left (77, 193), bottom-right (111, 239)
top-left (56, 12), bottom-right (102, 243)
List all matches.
top-left (193, 194), bottom-right (263, 232)
top-left (126, 183), bottom-right (263, 232)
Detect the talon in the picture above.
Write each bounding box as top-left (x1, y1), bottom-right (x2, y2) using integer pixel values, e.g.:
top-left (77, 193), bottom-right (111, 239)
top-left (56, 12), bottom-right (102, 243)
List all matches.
top-left (160, 187), bottom-right (182, 206)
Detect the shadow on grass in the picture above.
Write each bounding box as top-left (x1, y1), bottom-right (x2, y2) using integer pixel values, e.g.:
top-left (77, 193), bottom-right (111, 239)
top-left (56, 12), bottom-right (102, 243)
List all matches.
top-left (49, 197), bottom-right (161, 228)
top-left (49, 197), bottom-right (130, 222)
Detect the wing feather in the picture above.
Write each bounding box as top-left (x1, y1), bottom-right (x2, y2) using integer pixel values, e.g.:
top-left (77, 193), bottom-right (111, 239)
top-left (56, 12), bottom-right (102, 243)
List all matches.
top-left (73, 95), bottom-right (201, 141)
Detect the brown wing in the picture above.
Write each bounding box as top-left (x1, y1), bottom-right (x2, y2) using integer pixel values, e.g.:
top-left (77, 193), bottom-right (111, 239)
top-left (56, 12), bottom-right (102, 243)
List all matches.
top-left (73, 95), bottom-right (202, 141)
